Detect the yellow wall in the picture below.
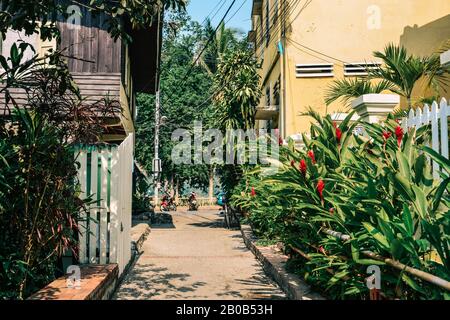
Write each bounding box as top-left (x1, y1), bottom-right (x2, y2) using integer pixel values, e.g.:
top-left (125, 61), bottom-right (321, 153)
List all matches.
top-left (252, 0), bottom-right (450, 137)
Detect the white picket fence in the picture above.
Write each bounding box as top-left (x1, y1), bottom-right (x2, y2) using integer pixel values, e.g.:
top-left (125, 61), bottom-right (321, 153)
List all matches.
top-left (75, 134), bottom-right (134, 275)
top-left (402, 98), bottom-right (449, 178)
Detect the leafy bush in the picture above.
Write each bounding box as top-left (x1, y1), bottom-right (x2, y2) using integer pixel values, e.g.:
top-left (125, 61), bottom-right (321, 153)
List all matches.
top-left (0, 110), bottom-right (86, 299)
top-left (232, 111), bottom-right (450, 300)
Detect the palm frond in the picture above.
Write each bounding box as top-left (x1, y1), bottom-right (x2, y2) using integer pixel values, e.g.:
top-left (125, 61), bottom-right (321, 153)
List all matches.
top-left (324, 78), bottom-right (393, 106)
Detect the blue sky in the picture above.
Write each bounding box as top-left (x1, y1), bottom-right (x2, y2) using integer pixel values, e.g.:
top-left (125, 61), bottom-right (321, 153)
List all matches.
top-left (187, 0), bottom-right (252, 32)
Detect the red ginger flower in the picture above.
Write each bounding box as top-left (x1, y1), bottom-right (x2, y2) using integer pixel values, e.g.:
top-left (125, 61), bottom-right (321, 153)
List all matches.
top-left (336, 127), bottom-right (342, 144)
top-left (251, 187), bottom-right (256, 197)
top-left (395, 126), bottom-right (404, 147)
top-left (383, 131), bottom-right (392, 140)
top-left (317, 180), bottom-right (325, 201)
top-left (307, 150), bottom-right (316, 164)
top-left (300, 159), bottom-right (307, 176)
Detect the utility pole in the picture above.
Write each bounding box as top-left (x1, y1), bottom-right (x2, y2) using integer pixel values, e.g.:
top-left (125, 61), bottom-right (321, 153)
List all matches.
top-left (281, 0), bottom-right (287, 139)
top-left (153, 8), bottom-right (162, 208)
top-left (153, 90), bottom-right (161, 206)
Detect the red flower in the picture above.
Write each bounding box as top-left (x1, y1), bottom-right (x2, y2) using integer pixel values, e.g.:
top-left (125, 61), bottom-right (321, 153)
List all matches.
top-left (395, 126), bottom-right (404, 147)
top-left (251, 187), bottom-right (256, 197)
top-left (383, 131), bottom-right (392, 140)
top-left (333, 122), bottom-right (338, 129)
top-left (307, 150), bottom-right (316, 164)
top-left (279, 137), bottom-right (284, 146)
top-left (319, 246), bottom-right (326, 255)
top-left (336, 127), bottom-right (342, 144)
top-left (300, 159), bottom-right (307, 176)
top-left (317, 180), bottom-right (325, 201)
top-left (329, 208), bottom-right (335, 215)
top-left (290, 160), bottom-right (295, 167)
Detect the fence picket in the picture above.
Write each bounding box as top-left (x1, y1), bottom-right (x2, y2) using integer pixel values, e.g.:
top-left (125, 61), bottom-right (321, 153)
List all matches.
top-left (89, 148), bottom-right (99, 264)
top-left (431, 102), bottom-right (441, 178)
top-left (416, 107), bottom-right (423, 128)
top-left (440, 98), bottom-right (449, 161)
top-left (109, 147), bottom-right (120, 265)
top-left (99, 149), bottom-right (109, 264)
top-left (402, 99), bottom-right (449, 179)
top-left (408, 109), bottom-right (416, 128)
top-left (75, 134), bottom-right (134, 275)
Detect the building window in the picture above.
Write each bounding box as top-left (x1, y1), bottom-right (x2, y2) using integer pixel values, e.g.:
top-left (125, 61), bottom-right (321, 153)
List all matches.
top-left (295, 63), bottom-right (334, 78)
top-left (265, 86), bottom-right (271, 106)
top-left (273, 77), bottom-right (280, 106)
top-left (265, 0), bottom-right (270, 47)
top-left (344, 62), bottom-right (381, 76)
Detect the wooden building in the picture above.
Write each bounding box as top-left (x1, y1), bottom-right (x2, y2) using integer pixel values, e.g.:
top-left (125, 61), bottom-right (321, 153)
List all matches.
top-left (0, 5), bottom-right (163, 143)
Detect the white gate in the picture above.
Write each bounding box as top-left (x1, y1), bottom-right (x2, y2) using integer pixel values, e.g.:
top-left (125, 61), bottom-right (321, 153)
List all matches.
top-left (75, 134), bottom-right (134, 275)
top-left (402, 98), bottom-right (449, 178)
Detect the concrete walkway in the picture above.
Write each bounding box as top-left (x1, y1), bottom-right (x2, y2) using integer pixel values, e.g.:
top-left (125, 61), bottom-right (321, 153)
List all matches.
top-left (113, 210), bottom-right (286, 300)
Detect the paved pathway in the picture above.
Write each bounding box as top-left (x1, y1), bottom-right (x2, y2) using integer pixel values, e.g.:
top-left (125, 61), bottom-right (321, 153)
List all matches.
top-left (113, 209), bottom-right (286, 300)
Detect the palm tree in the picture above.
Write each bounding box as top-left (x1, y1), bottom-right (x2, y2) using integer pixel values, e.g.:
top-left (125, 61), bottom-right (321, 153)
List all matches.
top-left (325, 44), bottom-right (449, 108)
top-left (325, 78), bottom-right (393, 106)
top-left (199, 19), bottom-right (239, 76)
top-left (370, 44), bottom-right (449, 108)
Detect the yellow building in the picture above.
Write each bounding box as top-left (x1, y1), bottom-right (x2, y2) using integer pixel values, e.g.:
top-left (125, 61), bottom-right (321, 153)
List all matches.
top-left (249, 0), bottom-right (450, 139)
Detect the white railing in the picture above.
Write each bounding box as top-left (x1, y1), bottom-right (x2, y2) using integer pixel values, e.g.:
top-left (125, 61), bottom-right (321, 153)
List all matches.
top-left (402, 98), bottom-right (449, 178)
top-left (75, 134), bottom-right (134, 275)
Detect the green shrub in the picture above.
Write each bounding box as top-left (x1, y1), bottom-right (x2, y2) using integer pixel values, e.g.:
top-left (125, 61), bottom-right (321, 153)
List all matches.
top-left (0, 110), bottom-right (86, 299)
top-left (232, 111), bottom-right (450, 300)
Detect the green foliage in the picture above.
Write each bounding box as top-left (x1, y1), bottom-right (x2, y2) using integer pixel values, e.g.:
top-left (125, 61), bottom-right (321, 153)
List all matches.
top-left (325, 44), bottom-right (450, 108)
top-left (0, 109), bottom-right (86, 300)
top-left (0, 0), bottom-right (187, 42)
top-left (232, 111), bottom-right (450, 300)
top-left (209, 49), bottom-right (262, 194)
top-left (325, 78), bottom-right (393, 106)
top-left (134, 10), bottom-right (215, 194)
top-left (211, 50), bottom-right (262, 131)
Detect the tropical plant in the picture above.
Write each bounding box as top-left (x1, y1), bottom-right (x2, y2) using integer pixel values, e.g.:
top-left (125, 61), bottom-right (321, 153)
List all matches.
top-left (211, 50), bottom-right (262, 130)
top-left (210, 49), bottom-right (262, 194)
top-left (370, 44), bottom-right (449, 108)
top-left (325, 44), bottom-right (449, 108)
top-left (0, 109), bottom-right (88, 299)
top-left (231, 110), bottom-right (450, 300)
top-left (199, 20), bottom-right (243, 76)
top-left (325, 78), bottom-right (393, 106)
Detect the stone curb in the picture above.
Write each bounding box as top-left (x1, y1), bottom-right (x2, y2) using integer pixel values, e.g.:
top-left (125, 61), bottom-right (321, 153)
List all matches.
top-left (115, 223), bottom-right (151, 290)
top-left (241, 224), bottom-right (325, 300)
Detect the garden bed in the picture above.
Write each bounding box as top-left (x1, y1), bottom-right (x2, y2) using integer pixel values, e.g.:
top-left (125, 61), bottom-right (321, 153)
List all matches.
top-left (241, 224), bottom-right (324, 300)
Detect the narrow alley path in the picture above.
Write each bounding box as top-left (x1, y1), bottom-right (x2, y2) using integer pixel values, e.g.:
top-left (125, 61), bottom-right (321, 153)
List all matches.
top-left (113, 209), bottom-right (287, 300)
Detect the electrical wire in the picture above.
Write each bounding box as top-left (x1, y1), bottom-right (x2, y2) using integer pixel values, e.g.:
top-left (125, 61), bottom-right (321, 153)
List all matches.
top-left (201, 0), bottom-right (228, 26)
top-left (179, 0), bottom-right (238, 84)
top-left (225, 0), bottom-right (250, 25)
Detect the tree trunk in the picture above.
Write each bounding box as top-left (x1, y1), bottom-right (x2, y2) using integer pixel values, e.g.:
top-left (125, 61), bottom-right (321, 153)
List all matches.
top-left (175, 178), bottom-right (180, 203)
top-left (208, 167), bottom-right (215, 204)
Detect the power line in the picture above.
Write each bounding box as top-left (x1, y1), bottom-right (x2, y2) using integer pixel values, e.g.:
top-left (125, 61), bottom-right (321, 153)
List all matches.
top-left (253, 0), bottom-right (304, 52)
top-left (225, 0), bottom-right (250, 25)
top-left (201, 0), bottom-right (228, 25)
top-left (288, 38), bottom-right (347, 65)
top-left (179, 0), bottom-right (238, 84)
top-left (189, 0), bottom-right (308, 112)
